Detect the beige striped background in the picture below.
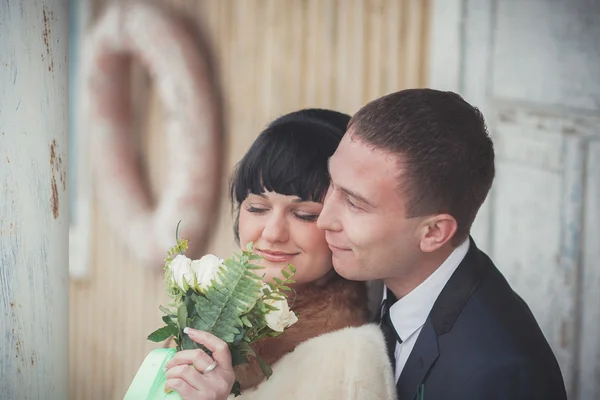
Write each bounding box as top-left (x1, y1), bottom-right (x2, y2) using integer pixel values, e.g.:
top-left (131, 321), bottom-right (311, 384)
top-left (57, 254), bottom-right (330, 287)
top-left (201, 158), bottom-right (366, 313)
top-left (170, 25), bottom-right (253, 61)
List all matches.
top-left (70, 0), bottom-right (430, 398)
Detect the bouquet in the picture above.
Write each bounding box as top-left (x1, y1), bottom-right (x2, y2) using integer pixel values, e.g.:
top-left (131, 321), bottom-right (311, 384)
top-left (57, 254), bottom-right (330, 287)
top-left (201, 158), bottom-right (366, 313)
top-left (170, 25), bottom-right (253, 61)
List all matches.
top-left (125, 224), bottom-right (298, 398)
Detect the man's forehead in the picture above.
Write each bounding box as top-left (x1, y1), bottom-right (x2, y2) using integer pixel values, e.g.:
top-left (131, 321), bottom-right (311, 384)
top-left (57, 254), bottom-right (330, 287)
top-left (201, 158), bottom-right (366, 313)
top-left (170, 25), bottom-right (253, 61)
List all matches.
top-left (329, 136), bottom-right (405, 205)
top-left (332, 134), bottom-right (400, 170)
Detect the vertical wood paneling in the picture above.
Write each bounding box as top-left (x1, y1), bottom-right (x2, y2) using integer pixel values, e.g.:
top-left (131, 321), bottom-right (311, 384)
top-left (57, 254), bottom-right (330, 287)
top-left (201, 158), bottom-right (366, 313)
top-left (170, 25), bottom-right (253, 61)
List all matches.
top-left (70, 1), bottom-right (429, 398)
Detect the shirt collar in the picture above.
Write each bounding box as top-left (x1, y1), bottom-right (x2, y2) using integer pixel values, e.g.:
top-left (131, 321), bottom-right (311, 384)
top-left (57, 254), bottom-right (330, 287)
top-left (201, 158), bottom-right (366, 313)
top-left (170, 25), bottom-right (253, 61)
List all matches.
top-left (383, 238), bottom-right (470, 342)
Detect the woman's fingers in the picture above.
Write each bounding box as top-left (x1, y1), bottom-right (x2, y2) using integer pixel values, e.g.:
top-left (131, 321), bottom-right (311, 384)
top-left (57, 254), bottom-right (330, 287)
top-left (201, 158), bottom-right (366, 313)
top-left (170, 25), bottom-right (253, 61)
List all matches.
top-left (183, 328), bottom-right (234, 372)
top-left (163, 329), bottom-right (236, 400)
top-left (164, 377), bottom-right (219, 400)
top-left (166, 348), bottom-right (214, 371)
top-left (165, 364), bottom-right (205, 391)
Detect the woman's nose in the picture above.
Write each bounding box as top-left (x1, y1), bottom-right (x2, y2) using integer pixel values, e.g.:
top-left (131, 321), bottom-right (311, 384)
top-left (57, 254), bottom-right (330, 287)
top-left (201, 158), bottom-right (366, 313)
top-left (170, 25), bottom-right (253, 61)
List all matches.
top-left (262, 214), bottom-right (289, 243)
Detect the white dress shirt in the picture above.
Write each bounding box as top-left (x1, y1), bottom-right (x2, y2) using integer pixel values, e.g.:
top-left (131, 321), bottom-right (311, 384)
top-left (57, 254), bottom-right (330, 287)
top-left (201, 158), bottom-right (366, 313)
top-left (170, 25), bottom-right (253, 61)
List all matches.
top-left (383, 239), bottom-right (470, 381)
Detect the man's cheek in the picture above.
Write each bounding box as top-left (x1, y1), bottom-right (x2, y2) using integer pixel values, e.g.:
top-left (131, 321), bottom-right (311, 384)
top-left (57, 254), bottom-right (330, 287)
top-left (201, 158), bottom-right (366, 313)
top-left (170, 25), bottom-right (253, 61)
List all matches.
top-left (344, 225), bottom-right (362, 251)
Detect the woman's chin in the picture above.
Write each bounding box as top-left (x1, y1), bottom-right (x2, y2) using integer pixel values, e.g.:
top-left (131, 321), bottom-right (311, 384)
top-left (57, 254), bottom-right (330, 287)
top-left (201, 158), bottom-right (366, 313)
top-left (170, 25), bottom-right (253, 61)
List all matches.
top-left (257, 264), bottom-right (285, 283)
top-left (261, 272), bottom-right (284, 284)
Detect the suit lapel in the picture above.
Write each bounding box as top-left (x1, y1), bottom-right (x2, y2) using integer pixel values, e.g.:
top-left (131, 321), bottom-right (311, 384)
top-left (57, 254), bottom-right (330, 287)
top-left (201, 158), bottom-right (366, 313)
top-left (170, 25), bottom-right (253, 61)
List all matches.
top-left (429, 237), bottom-right (486, 335)
top-left (396, 237), bottom-right (488, 398)
top-left (395, 319), bottom-right (438, 399)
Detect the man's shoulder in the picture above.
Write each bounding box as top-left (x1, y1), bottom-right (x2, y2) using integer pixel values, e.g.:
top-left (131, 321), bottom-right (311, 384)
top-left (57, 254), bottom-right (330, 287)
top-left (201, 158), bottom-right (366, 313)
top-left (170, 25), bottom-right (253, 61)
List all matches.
top-left (467, 254), bottom-right (547, 344)
top-left (437, 250), bottom-right (562, 375)
top-left (431, 268), bottom-right (566, 398)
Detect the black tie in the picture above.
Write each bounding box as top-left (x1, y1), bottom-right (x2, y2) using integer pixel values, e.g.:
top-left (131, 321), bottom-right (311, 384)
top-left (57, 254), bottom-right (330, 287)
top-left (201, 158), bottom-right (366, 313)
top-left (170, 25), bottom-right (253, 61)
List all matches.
top-left (379, 289), bottom-right (402, 368)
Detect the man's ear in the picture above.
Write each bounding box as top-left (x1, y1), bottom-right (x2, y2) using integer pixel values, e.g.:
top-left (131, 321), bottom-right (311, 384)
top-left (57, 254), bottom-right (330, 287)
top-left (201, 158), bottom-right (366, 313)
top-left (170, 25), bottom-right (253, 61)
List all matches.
top-left (418, 214), bottom-right (457, 253)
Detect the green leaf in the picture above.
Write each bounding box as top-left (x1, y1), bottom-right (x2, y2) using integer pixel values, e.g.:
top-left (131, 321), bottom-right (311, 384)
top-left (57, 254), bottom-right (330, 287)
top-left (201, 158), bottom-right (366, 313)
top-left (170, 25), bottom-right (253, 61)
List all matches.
top-left (279, 285), bottom-right (292, 291)
top-left (177, 303), bottom-right (188, 329)
top-left (241, 315), bottom-right (253, 328)
top-left (180, 255), bottom-right (264, 347)
top-left (230, 345), bottom-right (250, 367)
top-left (230, 381), bottom-right (242, 397)
top-left (281, 269), bottom-right (290, 279)
top-left (147, 325), bottom-right (178, 342)
top-left (233, 328), bottom-right (247, 343)
top-left (159, 305), bottom-right (172, 314)
top-left (257, 354), bottom-right (273, 378)
top-left (273, 277), bottom-right (284, 285)
top-left (245, 271), bottom-right (265, 281)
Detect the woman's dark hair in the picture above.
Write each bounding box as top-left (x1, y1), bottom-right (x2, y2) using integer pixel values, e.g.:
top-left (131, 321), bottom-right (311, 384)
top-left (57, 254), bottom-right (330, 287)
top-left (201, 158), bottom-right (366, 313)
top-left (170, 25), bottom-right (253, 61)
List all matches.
top-left (230, 108), bottom-right (350, 243)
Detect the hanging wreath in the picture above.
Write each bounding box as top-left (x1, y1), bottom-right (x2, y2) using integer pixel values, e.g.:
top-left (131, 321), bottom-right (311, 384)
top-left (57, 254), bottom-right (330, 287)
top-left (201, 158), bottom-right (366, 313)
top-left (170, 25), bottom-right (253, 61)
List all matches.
top-left (82, 1), bottom-right (224, 268)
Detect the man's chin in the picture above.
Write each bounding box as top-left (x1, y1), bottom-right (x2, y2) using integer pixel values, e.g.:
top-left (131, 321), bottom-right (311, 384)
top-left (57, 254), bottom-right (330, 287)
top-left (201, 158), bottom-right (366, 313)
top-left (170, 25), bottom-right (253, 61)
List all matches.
top-left (332, 262), bottom-right (364, 282)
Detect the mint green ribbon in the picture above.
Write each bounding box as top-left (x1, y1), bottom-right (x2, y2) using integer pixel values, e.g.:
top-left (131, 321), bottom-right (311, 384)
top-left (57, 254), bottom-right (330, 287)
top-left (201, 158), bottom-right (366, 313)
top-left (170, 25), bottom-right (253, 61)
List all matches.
top-left (124, 348), bottom-right (182, 400)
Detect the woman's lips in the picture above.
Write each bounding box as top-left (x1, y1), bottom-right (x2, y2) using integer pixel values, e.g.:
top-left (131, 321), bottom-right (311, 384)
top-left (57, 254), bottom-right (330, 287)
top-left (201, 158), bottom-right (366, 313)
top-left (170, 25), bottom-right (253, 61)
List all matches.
top-left (255, 249), bottom-right (298, 263)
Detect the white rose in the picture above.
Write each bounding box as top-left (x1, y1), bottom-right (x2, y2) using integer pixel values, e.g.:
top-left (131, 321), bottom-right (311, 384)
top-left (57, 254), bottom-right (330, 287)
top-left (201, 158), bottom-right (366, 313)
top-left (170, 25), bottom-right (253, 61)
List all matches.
top-left (191, 254), bottom-right (224, 292)
top-left (264, 297), bottom-right (298, 332)
top-left (169, 254), bottom-right (194, 291)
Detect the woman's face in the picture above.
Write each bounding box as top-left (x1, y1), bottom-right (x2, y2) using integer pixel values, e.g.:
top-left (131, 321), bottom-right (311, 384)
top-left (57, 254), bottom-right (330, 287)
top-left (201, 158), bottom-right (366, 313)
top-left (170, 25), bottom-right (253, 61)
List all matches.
top-left (238, 191), bottom-right (333, 285)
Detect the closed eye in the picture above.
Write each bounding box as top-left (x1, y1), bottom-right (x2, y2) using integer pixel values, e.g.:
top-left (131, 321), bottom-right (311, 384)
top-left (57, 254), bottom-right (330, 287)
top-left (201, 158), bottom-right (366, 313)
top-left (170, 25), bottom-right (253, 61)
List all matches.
top-left (345, 197), bottom-right (362, 211)
top-left (295, 213), bottom-right (319, 222)
top-left (246, 205), bottom-right (268, 214)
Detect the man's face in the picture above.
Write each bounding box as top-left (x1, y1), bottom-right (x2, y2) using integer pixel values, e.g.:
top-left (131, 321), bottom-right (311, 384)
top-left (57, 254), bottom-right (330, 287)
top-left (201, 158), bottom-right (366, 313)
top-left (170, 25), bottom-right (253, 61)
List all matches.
top-left (317, 133), bottom-right (425, 283)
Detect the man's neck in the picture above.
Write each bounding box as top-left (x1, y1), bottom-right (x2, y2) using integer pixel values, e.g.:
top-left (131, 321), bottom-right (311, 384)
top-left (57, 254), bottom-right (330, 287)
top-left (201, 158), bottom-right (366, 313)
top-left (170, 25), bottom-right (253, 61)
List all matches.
top-left (384, 245), bottom-right (455, 299)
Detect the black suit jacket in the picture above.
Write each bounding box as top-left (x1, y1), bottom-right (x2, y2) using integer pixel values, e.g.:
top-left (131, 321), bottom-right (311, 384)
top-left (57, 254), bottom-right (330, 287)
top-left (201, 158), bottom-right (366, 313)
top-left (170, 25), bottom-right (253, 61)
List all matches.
top-left (394, 237), bottom-right (567, 399)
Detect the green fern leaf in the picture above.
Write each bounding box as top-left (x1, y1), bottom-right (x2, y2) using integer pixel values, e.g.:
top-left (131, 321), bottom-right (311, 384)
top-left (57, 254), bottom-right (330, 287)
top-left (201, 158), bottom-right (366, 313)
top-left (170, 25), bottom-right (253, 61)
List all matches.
top-left (186, 251), bottom-right (264, 344)
top-left (273, 277), bottom-right (283, 285)
top-left (147, 325), bottom-right (178, 342)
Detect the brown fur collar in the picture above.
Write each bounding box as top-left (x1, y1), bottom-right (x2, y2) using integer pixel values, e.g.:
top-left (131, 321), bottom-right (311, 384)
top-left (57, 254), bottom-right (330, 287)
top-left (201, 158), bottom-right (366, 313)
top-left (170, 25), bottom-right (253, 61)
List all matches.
top-left (234, 274), bottom-right (368, 390)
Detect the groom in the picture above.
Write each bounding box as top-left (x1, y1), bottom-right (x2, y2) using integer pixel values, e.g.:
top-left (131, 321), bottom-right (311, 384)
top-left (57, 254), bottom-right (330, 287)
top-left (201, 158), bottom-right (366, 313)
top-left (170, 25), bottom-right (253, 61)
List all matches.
top-left (317, 89), bottom-right (567, 399)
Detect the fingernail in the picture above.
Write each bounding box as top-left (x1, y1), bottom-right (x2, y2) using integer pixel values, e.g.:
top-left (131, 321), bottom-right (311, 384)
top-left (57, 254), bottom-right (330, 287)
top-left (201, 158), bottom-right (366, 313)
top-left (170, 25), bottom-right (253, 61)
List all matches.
top-left (183, 327), bottom-right (190, 334)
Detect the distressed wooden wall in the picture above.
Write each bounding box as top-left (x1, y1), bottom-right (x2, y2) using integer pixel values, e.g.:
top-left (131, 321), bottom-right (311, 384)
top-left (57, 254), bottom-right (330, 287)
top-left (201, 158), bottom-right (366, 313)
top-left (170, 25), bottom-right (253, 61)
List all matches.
top-left (1, 1), bottom-right (69, 399)
top-left (429, 0), bottom-right (600, 398)
top-left (69, 1), bottom-right (430, 398)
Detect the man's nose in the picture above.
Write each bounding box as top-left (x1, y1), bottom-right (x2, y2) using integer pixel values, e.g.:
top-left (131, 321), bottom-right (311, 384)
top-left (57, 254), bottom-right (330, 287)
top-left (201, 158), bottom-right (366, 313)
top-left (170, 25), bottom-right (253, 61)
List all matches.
top-left (317, 187), bottom-right (341, 232)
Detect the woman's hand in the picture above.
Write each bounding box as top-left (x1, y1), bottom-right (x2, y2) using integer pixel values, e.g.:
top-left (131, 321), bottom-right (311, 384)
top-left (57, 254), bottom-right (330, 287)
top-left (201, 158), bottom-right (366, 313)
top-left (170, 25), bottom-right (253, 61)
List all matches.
top-left (164, 328), bottom-right (235, 400)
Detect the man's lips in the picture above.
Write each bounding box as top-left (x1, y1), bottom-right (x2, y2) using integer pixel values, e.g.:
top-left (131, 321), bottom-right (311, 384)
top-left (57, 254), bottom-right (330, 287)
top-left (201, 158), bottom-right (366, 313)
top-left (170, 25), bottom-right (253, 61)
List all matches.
top-left (327, 243), bottom-right (351, 252)
top-left (255, 249), bottom-right (299, 262)
top-left (325, 234), bottom-right (352, 252)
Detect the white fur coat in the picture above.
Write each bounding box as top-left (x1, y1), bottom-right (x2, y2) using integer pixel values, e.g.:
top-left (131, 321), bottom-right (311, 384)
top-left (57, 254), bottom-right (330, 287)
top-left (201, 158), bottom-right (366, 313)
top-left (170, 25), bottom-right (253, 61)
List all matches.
top-left (228, 324), bottom-right (396, 400)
